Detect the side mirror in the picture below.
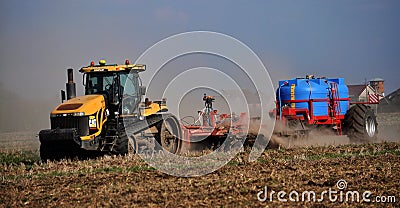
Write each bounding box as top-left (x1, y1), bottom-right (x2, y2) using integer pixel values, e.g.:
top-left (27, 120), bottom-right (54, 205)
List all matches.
top-left (61, 90), bottom-right (66, 103)
top-left (82, 73), bottom-right (86, 86)
top-left (139, 86), bottom-right (146, 96)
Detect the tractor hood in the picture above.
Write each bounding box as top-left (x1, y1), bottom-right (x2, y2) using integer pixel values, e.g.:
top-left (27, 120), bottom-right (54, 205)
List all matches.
top-left (51, 95), bottom-right (105, 116)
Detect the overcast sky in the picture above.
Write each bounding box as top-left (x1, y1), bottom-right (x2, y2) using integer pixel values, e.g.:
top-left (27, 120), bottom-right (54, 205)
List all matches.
top-left (1, 0), bottom-right (399, 131)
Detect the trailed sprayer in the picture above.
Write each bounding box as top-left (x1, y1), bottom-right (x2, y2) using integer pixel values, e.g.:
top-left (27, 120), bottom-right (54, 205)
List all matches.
top-left (274, 75), bottom-right (379, 142)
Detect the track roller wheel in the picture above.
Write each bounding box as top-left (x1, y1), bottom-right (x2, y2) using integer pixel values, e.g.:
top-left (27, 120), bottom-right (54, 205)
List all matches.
top-left (112, 129), bottom-right (137, 155)
top-left (156, 115), bottom-right (182, 154)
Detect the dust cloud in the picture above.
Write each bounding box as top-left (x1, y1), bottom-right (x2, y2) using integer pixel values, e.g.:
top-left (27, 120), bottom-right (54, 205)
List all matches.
top-left (265, 112), bottom-right (400, 149)
top-left (0, 83), bottom-right (57, 133)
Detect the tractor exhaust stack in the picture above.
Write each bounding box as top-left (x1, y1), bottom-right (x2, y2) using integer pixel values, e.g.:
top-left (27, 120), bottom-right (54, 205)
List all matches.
top-left (66, 68), bottom-right (76, 100)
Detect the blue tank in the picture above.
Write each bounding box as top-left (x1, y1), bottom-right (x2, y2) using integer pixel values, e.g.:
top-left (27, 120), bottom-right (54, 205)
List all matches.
top-left (276, 76), bottom-right (349, 117)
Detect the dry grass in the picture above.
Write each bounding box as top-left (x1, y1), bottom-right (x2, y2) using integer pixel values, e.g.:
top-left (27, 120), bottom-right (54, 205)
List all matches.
top-left (1, 142), bottom-right (399, 207)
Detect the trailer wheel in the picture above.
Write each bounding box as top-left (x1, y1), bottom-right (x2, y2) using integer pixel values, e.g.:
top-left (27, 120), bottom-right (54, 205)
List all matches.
top-left (156, 116), bottom-right (182, 154)
top-left (343, 104), bottom-right (378, 143)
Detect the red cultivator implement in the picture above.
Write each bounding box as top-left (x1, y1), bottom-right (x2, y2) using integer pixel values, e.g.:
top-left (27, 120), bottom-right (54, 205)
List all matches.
top-left (180, 94), bottom-right (248, 150)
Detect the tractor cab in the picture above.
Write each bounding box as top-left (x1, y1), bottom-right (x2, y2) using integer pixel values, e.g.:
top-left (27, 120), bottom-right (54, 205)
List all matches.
top-left (80, 60), bottom-right (146, 116)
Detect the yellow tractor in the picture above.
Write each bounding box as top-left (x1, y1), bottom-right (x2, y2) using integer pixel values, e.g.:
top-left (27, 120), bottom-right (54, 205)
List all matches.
top-left (39, 60), bottom-right (182, 160)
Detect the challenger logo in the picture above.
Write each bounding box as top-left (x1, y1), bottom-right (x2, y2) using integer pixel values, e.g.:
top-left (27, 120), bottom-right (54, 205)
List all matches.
top-left (89, 116), bottom-right (97, 129)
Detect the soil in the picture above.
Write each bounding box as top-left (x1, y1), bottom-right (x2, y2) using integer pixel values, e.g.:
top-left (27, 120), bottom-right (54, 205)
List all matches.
top-left (0, 145), bottom-right (399, 207)
top-left (0, 112), bottom-right (399, 207)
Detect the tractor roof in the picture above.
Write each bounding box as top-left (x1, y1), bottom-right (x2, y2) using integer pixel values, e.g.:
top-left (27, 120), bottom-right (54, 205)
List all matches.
top-left (79, 60), bottom-right (146, 73)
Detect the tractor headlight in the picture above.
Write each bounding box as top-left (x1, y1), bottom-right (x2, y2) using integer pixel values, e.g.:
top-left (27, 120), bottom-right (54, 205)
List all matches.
top-left (73, 112), bottom-right (85, 116)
